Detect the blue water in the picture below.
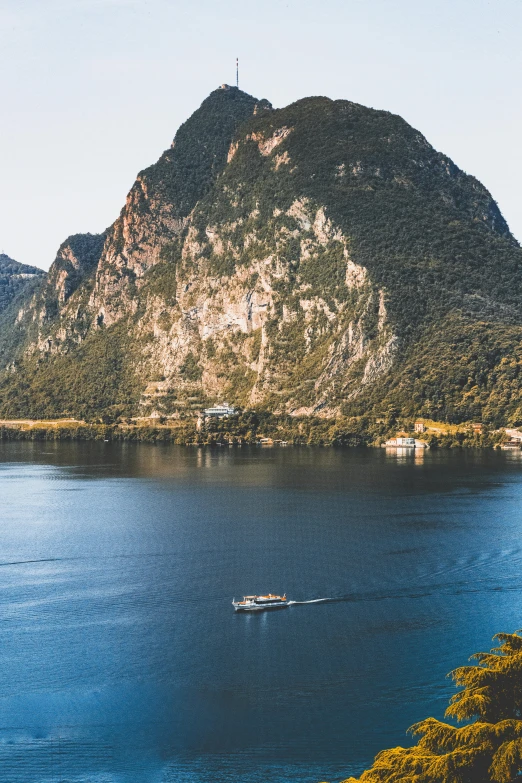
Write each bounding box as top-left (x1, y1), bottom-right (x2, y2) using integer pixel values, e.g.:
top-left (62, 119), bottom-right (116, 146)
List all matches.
top-left (0, 442), bottom-right (522, 782)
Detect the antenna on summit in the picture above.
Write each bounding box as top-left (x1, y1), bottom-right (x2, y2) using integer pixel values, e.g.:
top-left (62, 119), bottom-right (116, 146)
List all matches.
top-left (236, 57), bottom-right (239, 89)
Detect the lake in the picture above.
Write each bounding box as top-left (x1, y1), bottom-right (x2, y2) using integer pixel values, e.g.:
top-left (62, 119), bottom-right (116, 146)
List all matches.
top-left (1, 442), bottom-right (521, 782)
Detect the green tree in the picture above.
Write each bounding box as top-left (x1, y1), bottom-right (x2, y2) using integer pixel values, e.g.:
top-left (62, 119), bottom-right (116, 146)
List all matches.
top-left (342, 632), bottom-right (522, 783)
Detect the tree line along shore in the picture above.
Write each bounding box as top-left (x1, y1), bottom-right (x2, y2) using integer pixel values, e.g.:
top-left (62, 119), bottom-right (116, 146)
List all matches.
top-left (0, 412), bottom-right (513, 449)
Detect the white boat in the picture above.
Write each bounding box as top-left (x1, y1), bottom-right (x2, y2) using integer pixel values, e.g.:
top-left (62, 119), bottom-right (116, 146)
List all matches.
top-left (232, 593), bottom-right (288, 612)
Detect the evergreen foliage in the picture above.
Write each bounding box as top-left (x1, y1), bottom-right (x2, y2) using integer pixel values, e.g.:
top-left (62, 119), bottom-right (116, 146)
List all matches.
top-left (0, 321), bottom-right (141, 421)
top-left (342, 316), bottom-right (522, 427)
top-left (341, 632), bottom-right (522, 783)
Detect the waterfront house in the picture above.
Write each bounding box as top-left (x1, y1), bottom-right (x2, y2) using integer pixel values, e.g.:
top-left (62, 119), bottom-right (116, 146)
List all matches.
top-left (384, 436), bottom-right (427, 449)
top-left (385, 437), bottom-right (416, 448)
top-left (502, 440), bottom-right (522, 451)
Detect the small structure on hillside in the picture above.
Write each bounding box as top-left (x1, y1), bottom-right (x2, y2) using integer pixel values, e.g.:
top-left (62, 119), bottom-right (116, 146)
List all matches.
top-left (472, 423), bottom-right (484, 434)
top-left (204, 402), bottom-right (237, 419)
top-left (414, 420), bottom-right (425, 433)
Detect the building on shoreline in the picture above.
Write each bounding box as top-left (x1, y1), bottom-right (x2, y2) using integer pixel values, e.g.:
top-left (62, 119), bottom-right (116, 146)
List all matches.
top-left (502, 429), bottom-right (522, 450)
top-left (502, 440), bottom-right (522, 450)
top-left (384, 436), bottom-right (428, 449)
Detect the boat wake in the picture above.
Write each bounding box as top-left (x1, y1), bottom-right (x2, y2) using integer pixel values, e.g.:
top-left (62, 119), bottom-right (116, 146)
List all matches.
top-left (287, 598), bottom-right (334, 606)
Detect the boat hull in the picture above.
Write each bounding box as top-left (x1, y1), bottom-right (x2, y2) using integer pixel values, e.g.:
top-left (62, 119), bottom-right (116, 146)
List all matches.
top-left (233, 601), bottom-right (288, 612)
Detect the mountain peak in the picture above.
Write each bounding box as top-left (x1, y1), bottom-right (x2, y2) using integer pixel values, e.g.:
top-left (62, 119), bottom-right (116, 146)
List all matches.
top-left (136, 85), bottom-right (272, 220)
top-left (216, 83), bottom-right (241, 92)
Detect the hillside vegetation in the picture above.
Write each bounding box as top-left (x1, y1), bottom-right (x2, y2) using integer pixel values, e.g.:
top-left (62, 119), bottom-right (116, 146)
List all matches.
top-left (0, 86), bottom-right (521, 431)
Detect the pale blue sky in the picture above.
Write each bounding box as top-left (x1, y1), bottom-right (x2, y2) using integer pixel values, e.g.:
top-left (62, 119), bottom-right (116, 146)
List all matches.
top-left (1, 0), bottom-right (521, 270)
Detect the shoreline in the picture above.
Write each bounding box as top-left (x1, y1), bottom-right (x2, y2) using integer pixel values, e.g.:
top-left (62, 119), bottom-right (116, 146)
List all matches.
top-left (0, 417), bottom-right (512, 450)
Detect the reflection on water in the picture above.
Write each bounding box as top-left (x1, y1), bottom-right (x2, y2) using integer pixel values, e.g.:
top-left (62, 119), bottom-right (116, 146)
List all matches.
top-left (0, 442), bottom-right (522, 782)
top-left (384, 445), bottom-right (427, 464)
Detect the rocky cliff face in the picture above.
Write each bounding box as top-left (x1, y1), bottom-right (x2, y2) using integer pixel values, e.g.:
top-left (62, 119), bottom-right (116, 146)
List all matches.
top-left (2, 86), bottom-right (522, 424)
top-left (131, 196), bottom-right (397, 417)
top-left (16, 233), bottom-right (105, 354)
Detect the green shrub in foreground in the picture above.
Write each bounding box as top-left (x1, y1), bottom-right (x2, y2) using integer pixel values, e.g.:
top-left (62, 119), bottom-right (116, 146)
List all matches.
top-left (341, 631), bottom-right (522, 783)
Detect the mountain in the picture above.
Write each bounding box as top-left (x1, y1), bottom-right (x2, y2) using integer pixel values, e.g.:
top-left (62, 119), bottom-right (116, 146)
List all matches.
top-left (0, 254), bottom-right (45, 314)
top-left (1, 84), bottom-right (522, 428)
top-left (0, 255), bottom-right (46, 372)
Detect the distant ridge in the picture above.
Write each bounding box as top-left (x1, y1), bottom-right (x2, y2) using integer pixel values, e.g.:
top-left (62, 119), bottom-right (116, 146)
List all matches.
top-left (0, 253), bottom-right (45, 314)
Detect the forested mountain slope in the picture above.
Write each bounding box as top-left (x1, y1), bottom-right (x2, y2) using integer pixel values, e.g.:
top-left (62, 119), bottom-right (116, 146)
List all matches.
top-left (1, 85), bottom-right (521, 426)
top-left (0, 254), bottom-right (44, 314)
